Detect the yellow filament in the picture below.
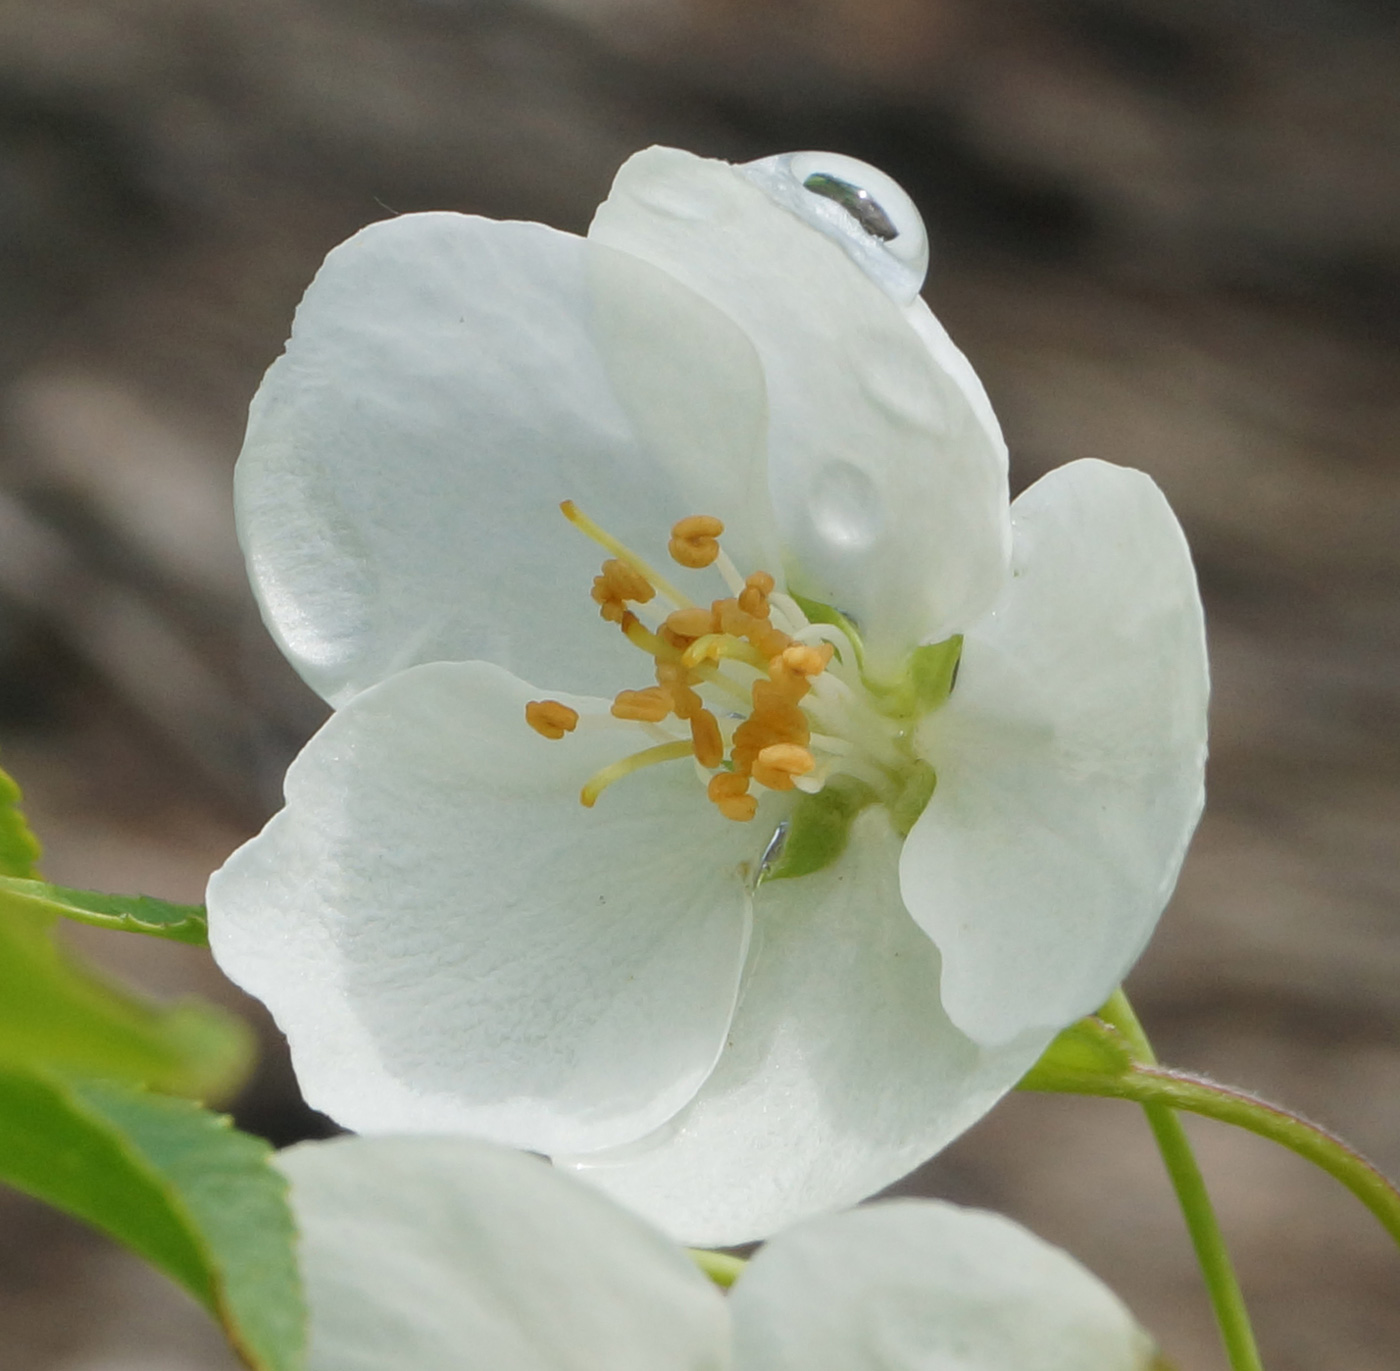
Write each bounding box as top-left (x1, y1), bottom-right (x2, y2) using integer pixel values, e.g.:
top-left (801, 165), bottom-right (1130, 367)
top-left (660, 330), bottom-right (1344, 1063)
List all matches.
top-left (621, 613), bottom-right (683, 663)
top-left (580, 740), bottom-right (696, 808)
top-left (681, 634), bottom-right (769, 672)
top-left (561, 501), bottom-right (693, 609)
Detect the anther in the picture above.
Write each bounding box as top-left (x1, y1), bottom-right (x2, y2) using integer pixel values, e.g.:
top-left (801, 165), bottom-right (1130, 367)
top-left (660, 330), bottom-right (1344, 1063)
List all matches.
top-left (665, 607), bottom-right (718, 640)
top-left (738, 571), bottom-right (776, 618)
top-left (669, 515), bottom-right (724, 569)
top-left (690, 709), bottom-right (724, 769)
top-left (780, 643), bottom-right (833, 677)
top-left (751, 743), bottom-right (817, 791)
top-left (707, 771), bottom-right (757, 822)
top-left (525, 700), bottom-right (580, 740)
top-left (611, 688), bottom-right (672, 723)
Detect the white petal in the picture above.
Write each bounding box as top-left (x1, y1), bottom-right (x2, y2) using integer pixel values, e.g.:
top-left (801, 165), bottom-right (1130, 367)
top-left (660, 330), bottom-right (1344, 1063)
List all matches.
top-left (237, 211), bottom-right (774, 706)
top-left (730, 1200), bottom-right (1157, 1371)
top-left (590, 147), bottom-right (1009, 675)
top-left (278, 1136), bottom-right (728, 1371)
top-left (902, 459), bottom-right (1209, 1045)
top-left (563, 809), bottom-right (1046, 1246)
top-left (208, 660), bottom-right (758, 1155)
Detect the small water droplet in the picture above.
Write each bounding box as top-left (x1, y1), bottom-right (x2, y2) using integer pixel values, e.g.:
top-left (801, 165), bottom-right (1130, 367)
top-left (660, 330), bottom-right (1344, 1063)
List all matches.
top-left (755, 821), bottom-right (789, 887)
top-left (810, 460), bottom-right (883, 551)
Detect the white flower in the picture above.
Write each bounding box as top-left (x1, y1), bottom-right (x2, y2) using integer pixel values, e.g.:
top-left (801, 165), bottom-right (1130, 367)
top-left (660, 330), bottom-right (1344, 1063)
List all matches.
top-left (208, 146), bottom-right (1208, 1244)
top-left (279, 1134), bottom-right (1161, 1371)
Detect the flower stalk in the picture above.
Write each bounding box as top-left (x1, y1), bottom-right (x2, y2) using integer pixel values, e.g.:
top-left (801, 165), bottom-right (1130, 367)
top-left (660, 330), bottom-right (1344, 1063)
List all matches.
top-left (1097, 990), bottom-right (1263, 1371)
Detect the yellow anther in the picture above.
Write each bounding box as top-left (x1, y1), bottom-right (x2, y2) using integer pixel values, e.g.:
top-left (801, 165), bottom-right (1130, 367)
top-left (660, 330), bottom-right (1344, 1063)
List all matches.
top-left (665, 607), bottom-right (719, 640)
top-left (780, 643), bottom-right (833, 677)
top-left (681, 634), bottom-right (769, 672)
top-left (752, 743), bottom-right (816, 791)
top-left (757, 743), bottom-right (816, 775)
top-left (690, 709), bottom-right (724, 769)
top-left (656, 662), bottom-right (704, 720)
top-left (525, 700), bottom-right (579, 740)
top-left (611, 687), bottom-right (672, 723)
top-left (563, 500), bottom-right (692, 608)
top-left (750, 625), bottom-right (793, 660)
top-left (581, 740), bottom-right (696, 807)
top-left (668, 514), bottom-right (725, 569)
top-left (707, 771), bottom-right (757, 822)
top-left (738, 572), bottom-right (775, 619)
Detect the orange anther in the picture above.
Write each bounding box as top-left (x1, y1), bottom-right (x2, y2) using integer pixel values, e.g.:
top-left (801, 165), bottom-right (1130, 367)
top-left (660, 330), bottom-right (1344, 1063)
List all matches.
top-left (750, 625), bottom-right (793, 660)
top-left (669, 515), bottom-right (725, 569)
top-left (672, 515), bottom-right (724, 540)
top-left (738, 585), bottom-right (771, 617)
top-left (707, 771), bottom-right (750, 801)
top-left (716, 793), bottom-right (759, 821)
top-left (690, 710), bottom-right (724, 769)
top-left (756, 743), bottom-right (816, 775)
top-left (780, 643), bottom-right (833, 677)
top-left (526, 700), bottom-right (580, 740)
top-left (747, 571), bottom-right (776, 595)
top-left (603, 558), bottom-right (655, 603)
top-left (718, 600), bottom-right (755, 638)
top-left (611, 688), bottom-right (672, 723)
top-left (665, 607), bottom-right (718, 639)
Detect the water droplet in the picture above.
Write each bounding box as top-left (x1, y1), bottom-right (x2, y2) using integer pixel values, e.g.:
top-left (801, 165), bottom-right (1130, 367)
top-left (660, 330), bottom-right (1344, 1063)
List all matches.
top-left (802, 172), bottom-right (899, 241)
top-left (810, 460), bottom-right (883, 551)
top-left (740, 151), bottom-right (930, 303)
top-left (754, 821), bottom-right (789, 888)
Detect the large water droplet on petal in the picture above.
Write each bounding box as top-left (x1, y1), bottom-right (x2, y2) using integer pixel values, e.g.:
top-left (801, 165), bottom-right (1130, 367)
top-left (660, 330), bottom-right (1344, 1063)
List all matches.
top-left (810, 460), bottom-right (883, 550)
top-left (740, 150), bottom-right (930, 303)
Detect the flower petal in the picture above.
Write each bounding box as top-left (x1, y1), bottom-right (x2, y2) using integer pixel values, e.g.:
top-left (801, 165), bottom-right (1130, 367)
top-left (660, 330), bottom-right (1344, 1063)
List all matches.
top-left (207, 660), bottom-right (757, 1155)
top-left (730, 1200), bottom-right (1158, 1371)
top-left (590, 147), bottom-right (1010, 675)
top-left (902, 459), bottom-right (1209, 1045)
top-left (563, 809), bottom-right (1046, 1246)
top-left (278, 1136), bottom-right (728, 1371)
top-left (237, 210), bottom-right (774, 706)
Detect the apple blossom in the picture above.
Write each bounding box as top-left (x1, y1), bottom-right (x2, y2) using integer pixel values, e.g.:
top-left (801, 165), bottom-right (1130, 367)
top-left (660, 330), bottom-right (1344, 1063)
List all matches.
top-left (279, 1134), bottom-right (1162, 1371)
top-left (207, 145), bottom-right (1208, 1243)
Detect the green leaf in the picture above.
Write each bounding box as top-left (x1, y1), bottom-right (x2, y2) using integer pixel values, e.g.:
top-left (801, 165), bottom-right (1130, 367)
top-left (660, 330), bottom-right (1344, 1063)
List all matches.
top-left (0, 760), bottom-right (41, 879)
top-left (0, 899), bottom-right (251, 1100)
top-left (0, 875), bottom-right (209, 944)
top-left (0, 1065), bottom-right (306, 1371)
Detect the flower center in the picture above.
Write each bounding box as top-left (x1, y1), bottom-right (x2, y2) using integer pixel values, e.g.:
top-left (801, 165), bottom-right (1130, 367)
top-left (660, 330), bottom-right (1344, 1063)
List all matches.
top-left (525, 504), bottom-right (961, 875)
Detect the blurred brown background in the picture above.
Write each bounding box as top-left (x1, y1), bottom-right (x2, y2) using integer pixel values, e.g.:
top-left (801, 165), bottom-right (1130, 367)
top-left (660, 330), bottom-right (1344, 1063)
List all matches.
top-left (0, 0), bottom-right (1396, 1367)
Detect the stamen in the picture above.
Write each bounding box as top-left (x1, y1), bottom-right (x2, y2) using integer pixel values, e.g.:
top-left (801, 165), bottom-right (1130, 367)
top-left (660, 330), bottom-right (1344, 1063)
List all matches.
top-left (611, 688), bottom-right (672, 723)
top-left (665, 607), bottom-right (719, 640)
top-left (668, 515), bottom-right (725, 569)
top-left (738, 571), bottom-right (776, 619)
top-left (707, 771), bottom-right (757, 823)
top-left (525, 699), bottom-right (580, 740)
top-left (581, 740), bottom-right (696, 807)
top-left (751, 743), bottom-right (817, 791)
top-left (562, 501), bottom-right (693, 609)
top-left (690, 709), bottom-right (724, 769)
top-left (621, 613), bottom-right (682, 663)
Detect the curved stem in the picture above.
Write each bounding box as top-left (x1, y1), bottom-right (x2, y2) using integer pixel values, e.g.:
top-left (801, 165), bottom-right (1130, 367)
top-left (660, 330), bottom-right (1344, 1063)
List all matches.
top-left (1099, 991), bottom-right (1264, 1371)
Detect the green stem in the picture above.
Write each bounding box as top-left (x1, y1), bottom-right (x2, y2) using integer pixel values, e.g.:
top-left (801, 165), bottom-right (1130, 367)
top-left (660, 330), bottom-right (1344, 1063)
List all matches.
top-left (1099, 991), bottom-right (1264, 1371)
top-left (689, 1247), bottom-right (746, 1288)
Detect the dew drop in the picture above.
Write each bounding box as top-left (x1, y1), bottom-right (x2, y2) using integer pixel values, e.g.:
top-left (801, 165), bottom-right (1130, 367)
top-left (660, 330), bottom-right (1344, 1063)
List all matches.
top-left (809, 460), bottom-right (883, 551)
top-left (755, 821), bottom-right (789, 887)
top-left (740, 150), bottom-right (930, 303)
